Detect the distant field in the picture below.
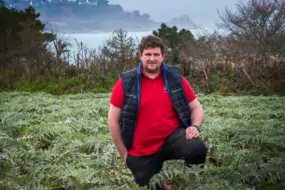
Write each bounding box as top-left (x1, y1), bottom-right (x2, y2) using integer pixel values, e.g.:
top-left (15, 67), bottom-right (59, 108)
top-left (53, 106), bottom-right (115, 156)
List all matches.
top-left (1, 92), bottom-right (285, 190)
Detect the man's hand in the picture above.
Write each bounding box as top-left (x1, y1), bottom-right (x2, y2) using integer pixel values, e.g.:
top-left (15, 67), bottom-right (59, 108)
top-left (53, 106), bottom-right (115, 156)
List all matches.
top-left (185, 126), bottom-right (200, 139)
top-left (123, 153), bottom-right (128, 167)
top-left (108, 104), bottom-right (129, 167)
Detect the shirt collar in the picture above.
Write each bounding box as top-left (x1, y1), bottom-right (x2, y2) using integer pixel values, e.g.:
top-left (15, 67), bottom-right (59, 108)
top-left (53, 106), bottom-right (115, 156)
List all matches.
top-left (139, 63), bottom-right (164, 79)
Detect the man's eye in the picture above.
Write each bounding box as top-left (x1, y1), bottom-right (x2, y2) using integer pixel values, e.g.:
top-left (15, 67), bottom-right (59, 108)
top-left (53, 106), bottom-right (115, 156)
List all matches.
top-left (145, 54), bottom-right (159, 56)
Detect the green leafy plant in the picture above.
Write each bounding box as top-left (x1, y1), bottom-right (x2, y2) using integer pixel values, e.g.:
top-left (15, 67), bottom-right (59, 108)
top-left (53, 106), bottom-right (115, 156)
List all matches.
top-left (0, 92), bottom-right (284, 189)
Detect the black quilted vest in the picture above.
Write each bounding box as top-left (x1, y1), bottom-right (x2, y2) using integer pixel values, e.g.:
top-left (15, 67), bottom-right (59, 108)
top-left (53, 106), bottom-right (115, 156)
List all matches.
top-left (120, 62), bottom-right (191, 151)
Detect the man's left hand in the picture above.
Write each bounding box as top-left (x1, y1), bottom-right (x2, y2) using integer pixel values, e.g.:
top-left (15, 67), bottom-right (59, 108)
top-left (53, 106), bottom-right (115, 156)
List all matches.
top-left (185, 126), bottom-right (200, 139)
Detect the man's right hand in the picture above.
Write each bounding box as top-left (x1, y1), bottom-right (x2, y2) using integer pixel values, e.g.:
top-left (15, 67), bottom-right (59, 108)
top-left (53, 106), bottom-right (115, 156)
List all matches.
top-left (108, 104), bottom-right (129, 167)
top-left (123, 153), bottom-right (128, 167)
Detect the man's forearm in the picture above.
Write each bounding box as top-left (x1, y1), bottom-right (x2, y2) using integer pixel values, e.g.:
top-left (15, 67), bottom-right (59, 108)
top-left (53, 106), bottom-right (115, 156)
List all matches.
top-left (190, 106), bottom-right (204, 127)
top-left (109, 122), bottom-right (128, 159)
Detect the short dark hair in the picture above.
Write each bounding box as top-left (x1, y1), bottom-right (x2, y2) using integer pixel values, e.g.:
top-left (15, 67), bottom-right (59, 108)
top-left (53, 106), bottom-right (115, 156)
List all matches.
top-left (139, 35), bottom-right (166, 55)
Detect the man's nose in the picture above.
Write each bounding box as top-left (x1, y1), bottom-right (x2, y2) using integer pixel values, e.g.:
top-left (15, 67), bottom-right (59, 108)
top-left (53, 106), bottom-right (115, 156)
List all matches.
top-left (150, 55), bottom-right (155, 61)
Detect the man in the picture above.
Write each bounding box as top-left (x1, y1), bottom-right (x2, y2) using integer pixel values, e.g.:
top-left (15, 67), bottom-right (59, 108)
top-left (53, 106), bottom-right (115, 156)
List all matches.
top-left (108, 35), bottom-right (207, 188)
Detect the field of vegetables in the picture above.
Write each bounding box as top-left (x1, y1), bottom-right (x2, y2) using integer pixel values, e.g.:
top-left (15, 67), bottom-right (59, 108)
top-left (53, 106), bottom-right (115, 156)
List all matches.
top-left (1, 92), bottom-right (285, 190)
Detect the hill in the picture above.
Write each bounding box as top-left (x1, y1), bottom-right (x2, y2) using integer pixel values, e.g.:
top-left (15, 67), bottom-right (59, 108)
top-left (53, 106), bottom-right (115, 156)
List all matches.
top-left (3, 0), bottom-right (158, 32)
top-left (3, 0), bottom-right (199, 32)
top-left (166, 14), bottom-right (197, 29)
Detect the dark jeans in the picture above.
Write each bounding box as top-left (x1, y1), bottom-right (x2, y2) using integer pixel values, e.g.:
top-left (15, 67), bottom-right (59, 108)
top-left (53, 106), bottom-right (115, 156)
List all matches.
top-left (125, 127), bottom-right (207, 187)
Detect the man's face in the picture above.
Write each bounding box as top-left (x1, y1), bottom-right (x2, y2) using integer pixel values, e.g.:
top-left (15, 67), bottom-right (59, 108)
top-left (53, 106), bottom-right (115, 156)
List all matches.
top-left (140, 47), bottom-right (165, 74)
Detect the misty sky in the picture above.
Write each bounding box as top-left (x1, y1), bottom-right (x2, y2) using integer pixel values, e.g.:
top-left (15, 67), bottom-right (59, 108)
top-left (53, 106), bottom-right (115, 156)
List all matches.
top-left (109, 0), bottom-right (241, 28)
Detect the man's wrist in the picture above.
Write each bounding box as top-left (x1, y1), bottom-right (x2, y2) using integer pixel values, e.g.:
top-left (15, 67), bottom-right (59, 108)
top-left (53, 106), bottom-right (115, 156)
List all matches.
top-left (191, 124), bottom-right (201, 132)
top-left (123, 153), bottom-right (128, 160)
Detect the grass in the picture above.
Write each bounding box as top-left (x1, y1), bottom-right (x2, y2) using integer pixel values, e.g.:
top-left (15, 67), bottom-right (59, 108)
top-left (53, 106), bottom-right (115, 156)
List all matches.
top-left (0, 92), bottom-right (285, 190)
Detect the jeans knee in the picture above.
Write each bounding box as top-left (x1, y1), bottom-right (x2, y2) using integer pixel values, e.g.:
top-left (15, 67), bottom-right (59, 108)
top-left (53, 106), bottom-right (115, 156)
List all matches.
top-left (185, 139), bottom-right (207, 165)
top-left (199, 140), bottom-right (208, 156)
top-left (193, 138), bottom-right (207, 156)
top-left (134, 172), bottom-right (151, 187)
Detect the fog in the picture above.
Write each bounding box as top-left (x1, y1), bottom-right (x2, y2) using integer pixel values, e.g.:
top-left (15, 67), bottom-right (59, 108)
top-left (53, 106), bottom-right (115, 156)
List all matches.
top-left (109, 0), bottom-right (241, 28)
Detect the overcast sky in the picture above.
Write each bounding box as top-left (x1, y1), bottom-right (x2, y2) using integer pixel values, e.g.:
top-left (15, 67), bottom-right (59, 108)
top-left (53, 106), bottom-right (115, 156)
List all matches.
top-left (109, 0), bottom-right (241, 28)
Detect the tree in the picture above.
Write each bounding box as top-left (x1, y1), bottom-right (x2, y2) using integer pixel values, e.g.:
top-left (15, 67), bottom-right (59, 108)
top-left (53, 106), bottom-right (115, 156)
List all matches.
top-left (0, 5), bottom-right (54, 80)
top-left (153, 23), bottom-right (194, 64)
top-left (97, 0), bottom-right (108, 6)
top-left (218, 0), bottom-right (285, 60)
top-left (141, 13), bottom-right (150, 20)
top-left (153, 23), bottom-right (194, 49)
top-left (0, 6), bottom-right (54, 59)
top-left (98, 29), bottom-right (139, 76)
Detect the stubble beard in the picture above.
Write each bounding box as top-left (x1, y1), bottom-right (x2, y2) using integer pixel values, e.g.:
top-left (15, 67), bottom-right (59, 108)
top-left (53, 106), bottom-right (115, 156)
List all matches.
top-left (144, 63), bottom-right (160, 74)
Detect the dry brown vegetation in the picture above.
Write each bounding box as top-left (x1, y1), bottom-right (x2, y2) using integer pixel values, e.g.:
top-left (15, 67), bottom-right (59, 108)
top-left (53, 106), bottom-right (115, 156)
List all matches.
top-left (1, 0), bottom-right (284, 95)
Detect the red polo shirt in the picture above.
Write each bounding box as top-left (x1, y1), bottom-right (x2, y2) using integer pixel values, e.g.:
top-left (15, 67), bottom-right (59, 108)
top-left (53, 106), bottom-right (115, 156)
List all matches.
top-left (110, 71), bottom-right (196, 156)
